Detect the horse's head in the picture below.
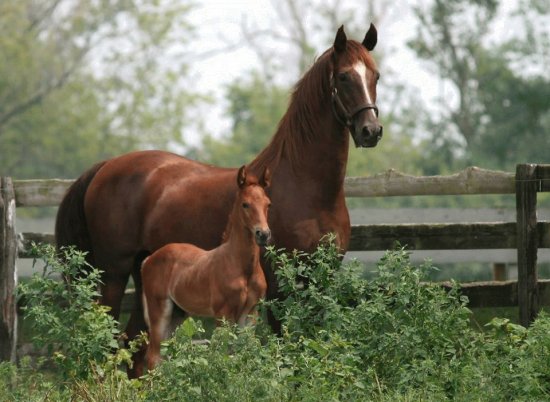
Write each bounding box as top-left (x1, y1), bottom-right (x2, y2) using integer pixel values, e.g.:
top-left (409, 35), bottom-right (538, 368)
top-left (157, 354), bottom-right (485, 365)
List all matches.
top-left (331, 24), bottom-right (383, 148)
top-left (236, 165), bottom-right (272, 246)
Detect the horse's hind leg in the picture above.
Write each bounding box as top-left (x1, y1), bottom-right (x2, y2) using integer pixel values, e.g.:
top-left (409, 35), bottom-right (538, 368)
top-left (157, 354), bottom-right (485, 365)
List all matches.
top-left (126, 253), bottom-right (150, 377)
top-left (99, 271), bottom-right (130, 321)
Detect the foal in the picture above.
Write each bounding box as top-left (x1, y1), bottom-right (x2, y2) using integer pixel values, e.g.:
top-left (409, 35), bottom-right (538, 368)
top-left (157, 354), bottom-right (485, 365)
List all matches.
top-left (141, 165), bottom-right (271, 370)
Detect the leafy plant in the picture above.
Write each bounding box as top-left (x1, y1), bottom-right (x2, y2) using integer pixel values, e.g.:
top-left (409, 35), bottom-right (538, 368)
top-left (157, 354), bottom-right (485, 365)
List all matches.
top-left (144, 318), bottom-right (288, 402)
top-left (17, 243), bottom-right (121, 380)
top-left (7, 240), bottom-right (550, 401)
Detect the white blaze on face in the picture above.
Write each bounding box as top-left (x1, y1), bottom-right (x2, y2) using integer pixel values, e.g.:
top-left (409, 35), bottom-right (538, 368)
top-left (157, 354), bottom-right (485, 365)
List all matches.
top-left (352, 61), bottom-right (377, 119)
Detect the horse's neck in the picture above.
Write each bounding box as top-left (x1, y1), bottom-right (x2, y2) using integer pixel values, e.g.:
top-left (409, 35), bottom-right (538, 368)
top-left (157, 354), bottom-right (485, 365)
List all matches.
top-left (255, 107), bottom-right (350, 197)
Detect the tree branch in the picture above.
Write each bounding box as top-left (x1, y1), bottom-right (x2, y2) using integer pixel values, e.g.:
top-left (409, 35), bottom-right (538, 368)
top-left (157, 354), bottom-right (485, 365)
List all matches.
top-left (26, 0), bottom-right (63, 34)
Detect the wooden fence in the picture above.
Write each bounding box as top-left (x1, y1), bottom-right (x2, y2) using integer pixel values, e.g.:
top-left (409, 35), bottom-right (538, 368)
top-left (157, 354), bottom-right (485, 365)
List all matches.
top-left (1, 164), bottom-right (550, 363)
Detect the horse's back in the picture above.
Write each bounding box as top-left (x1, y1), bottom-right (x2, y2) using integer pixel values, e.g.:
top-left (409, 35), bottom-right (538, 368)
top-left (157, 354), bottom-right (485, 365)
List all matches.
top-left (83, 150), bottom-right (237, 264)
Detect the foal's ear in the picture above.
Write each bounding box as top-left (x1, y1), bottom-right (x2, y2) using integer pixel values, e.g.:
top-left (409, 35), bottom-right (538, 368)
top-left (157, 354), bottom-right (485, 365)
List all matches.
top-left (260, 167), bottom-right (271, 189)
top-left (362, 23), bottom-right (377, 51)
top-left (333, 25), bottom-right (347, 54)
top-left (237, 165), bottom-right (247, 188)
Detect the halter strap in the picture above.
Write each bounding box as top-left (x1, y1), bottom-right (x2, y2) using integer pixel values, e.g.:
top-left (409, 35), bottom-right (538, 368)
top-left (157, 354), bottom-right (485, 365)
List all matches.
top-left (331, 84), bottom-right (379, 128)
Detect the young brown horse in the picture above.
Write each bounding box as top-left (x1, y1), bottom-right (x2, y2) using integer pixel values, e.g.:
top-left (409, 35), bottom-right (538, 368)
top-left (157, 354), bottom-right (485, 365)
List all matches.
top-left (55, 24), bottom-right (382, 377)
top-left (141, 166), bottom-right (270, 370)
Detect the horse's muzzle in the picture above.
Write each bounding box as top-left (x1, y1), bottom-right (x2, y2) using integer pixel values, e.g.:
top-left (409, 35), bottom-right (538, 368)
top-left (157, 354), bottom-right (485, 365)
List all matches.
top-left (353, 122), bottom-right (383, 148)
top-left (255, 229), bottom-right (271, 246)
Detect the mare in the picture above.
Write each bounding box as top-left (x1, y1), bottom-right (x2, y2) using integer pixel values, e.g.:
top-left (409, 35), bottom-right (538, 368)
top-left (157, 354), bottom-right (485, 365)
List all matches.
top-left (141, 166), bottom-right (271, 370)
top-left (55, 24), bottom-right (383, 377)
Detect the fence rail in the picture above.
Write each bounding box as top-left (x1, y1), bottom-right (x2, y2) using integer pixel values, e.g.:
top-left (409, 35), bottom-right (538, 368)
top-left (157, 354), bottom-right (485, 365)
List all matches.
top-left (2, 165), bottom-right (550, 363)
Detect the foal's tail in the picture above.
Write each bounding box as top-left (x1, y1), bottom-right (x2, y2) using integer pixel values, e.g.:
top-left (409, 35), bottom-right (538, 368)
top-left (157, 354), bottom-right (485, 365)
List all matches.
top-left (55, 161), bottom-right (107, 267)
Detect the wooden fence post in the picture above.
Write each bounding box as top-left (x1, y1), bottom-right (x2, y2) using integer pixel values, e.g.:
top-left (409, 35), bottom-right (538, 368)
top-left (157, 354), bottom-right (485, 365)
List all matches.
top-left (516, 164), bottom-right (539, 327)
top-left (492, 263), bottom-right (507, 281)
top-left (0, 177), bottom-right (17, 362)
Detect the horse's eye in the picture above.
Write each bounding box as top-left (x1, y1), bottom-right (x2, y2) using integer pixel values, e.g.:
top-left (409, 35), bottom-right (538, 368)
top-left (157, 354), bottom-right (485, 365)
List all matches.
top-left (242, 203), bottom-right (249, 209)
top-left (338, 72), bottom-right (348, 82)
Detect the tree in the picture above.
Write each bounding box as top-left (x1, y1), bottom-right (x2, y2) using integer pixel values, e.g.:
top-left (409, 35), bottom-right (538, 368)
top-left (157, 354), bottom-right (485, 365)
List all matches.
top-left (0, 0), bottom-right (198, 179)
top-left (471, 52), bottom-right (550, 169)
top-left (408, 0), bottom-right (550, 171)
top-left (192, 73), bottom-right (289, 167)
top-left (239, 0), bottom-right (394, 81)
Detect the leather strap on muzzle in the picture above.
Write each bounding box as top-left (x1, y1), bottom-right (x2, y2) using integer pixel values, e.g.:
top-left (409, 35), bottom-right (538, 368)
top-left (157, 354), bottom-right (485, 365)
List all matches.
top-left (331, 86), bottom-right (379, 128)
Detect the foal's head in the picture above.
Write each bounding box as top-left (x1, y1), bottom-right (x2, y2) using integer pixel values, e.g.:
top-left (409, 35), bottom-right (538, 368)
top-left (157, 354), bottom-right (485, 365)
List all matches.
top-left (235, 165), bottom-right (271, 246)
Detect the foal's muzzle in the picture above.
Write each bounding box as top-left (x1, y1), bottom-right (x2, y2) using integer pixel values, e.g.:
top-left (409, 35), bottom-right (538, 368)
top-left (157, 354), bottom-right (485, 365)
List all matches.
top-left (255, 229), bottom-right (271, 246)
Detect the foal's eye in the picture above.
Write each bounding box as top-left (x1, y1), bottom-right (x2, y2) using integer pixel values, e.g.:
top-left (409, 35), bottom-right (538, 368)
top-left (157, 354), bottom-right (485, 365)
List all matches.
top-left (242, 203), bottom-right (249, 209)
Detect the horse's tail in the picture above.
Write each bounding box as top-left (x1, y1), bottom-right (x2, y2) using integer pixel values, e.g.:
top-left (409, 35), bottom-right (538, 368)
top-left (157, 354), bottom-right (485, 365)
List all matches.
top-left (55, 161), bottom-right (107, 266)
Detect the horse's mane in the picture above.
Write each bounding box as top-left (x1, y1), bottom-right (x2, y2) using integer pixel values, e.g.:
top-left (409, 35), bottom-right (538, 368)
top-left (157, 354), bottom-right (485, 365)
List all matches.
top-left (249, 48), bottom-right (333, 172)
top-left (250, 40), bottom-right (370, 173)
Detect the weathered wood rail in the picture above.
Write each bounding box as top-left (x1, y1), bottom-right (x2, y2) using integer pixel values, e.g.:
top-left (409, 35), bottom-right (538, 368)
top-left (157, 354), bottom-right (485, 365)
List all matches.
top-left (2, 164), bottom-right (550, 363)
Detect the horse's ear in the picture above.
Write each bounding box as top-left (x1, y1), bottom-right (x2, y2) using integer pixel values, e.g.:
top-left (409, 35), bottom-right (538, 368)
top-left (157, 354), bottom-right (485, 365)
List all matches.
top-left (333, 25), bottom-right (347, 54)
top-left (260, 167), bottom-right (271, 189)
top-left (237, 165), bottom-right (247, 188)
top-left (362, 23), bottom-right (377, 51)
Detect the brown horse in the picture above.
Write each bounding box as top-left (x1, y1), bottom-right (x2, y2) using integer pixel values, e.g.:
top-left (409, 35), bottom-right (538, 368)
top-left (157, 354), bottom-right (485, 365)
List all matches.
top-left (55, 24), bottom-right (382, 377)
top-left (141, 166), bottom-right (270, 370)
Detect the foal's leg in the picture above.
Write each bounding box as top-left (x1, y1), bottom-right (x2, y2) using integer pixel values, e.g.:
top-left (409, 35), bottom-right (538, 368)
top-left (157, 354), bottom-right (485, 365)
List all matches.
top-left (216, 295), bottom-right (254, 328)
top-left (144, 296), bottom-right (174, 371)
top-left (237, 297), bottom-right (261, 328)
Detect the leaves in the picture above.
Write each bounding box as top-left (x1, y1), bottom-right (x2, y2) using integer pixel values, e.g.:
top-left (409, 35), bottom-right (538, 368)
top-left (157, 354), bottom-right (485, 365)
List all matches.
top-left (0, 0), bottom-right (198, 180)
top-left (18, 243), bottom-right (122, 380)
top-left (408, 0), bottom-right (550, 172)
top-left (7, 239), bottom-right (550, 400)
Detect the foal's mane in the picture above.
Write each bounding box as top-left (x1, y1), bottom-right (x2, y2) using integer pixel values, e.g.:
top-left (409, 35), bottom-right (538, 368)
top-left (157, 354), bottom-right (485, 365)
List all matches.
top-left (250, 40), bottom-right (370, 173)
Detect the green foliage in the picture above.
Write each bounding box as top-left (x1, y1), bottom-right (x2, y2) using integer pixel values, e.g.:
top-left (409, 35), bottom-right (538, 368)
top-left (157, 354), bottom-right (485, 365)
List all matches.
top-left (0, 0), bottom-right (198, 180)
top-left (472, 52), bottom-right (550, 170)
top-left (265, 241), bottom-right (477, 399)
top-left (144, 319), bottom-right (288, 401)
top-left (17, 244), bottom-right (121, 379)
top-left (0, 356), bottom-right (66, 402)
top-left (408, 0), bottom-right (550, 172)
top-left (141, 240), bottom-right (550, 400)
top-left (476, 315), bottom-right (550, 400)
top-left (6, 240), bottom-right (550, 401)
top-left (265, 236), bottom-right (365, 338)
